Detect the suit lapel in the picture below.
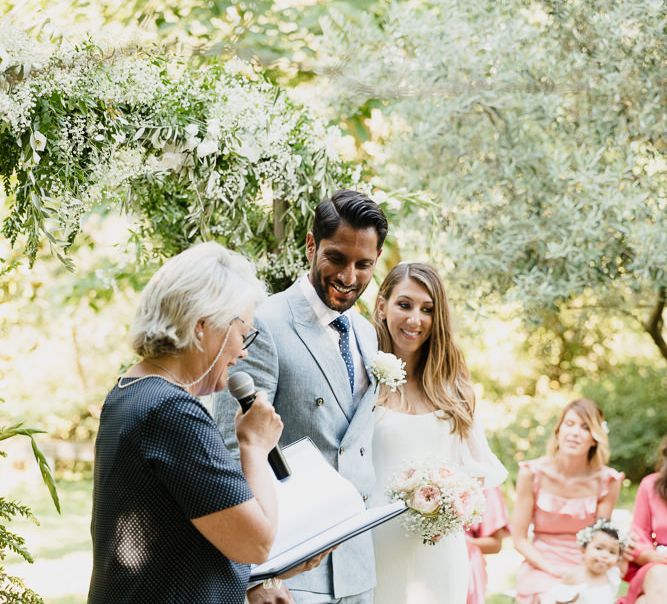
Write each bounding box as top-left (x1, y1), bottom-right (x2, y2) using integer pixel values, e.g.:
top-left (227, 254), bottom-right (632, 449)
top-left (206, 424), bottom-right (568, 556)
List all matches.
top-left (350, 312), bottom-right (377, 385)
top-left (287, 286), bottom-right (354, 422)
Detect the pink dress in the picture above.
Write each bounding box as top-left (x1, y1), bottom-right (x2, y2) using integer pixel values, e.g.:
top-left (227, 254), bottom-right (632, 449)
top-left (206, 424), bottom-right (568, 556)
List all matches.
top-left (618, 473), bottom-right (667, 604)
top-left (515, 459), bottom-right (623, 604)
top-left (466, 487), bottom-right (510, 604)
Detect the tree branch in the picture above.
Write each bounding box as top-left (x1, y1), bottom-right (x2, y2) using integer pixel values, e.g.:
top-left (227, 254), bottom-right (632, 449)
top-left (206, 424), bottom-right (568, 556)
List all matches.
top-left (644, 286), bottom-right (667, 362)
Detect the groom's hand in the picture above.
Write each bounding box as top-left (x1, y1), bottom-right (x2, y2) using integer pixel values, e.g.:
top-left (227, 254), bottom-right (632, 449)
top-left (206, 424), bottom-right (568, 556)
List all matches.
top-left (246, 584), bottom-right (294, 604)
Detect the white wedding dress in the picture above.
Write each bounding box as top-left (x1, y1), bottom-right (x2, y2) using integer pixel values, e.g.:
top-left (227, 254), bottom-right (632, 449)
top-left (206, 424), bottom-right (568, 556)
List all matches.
top-left (369, 407), bottom-right (507, 604)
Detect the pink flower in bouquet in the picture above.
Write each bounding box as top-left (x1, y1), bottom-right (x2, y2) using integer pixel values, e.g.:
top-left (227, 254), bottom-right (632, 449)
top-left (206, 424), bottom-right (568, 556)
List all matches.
top-left (392, 467), bottom-right (421, 493)
top-left (409, 484), bottom-right (442, 515)
top-left (453, 488), bottom-right (473, 519)
top-left (428, 465), bottom-right (454, 486)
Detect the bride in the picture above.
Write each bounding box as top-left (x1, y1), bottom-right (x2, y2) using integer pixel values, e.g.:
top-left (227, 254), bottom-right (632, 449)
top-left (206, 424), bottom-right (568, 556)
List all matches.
top-left (369, 262), bottom-right (507, 604)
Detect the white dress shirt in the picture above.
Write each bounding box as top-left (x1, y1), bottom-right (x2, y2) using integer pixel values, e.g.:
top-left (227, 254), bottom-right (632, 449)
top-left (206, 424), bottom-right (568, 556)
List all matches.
top-left (299, 274), bottom-right (370, 403)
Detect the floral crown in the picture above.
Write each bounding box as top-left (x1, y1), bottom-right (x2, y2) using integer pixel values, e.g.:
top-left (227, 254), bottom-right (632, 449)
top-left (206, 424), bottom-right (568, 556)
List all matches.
top-left (576, 518), bottom-right (627, 550)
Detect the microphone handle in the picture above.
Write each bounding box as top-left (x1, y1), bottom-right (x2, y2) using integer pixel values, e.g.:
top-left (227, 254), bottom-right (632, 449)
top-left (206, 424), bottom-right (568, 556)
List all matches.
top-left (268, 446), bottom-right (291, 481)
top-left (237, 394), bottom-right (255, 414)
top-left (236, 393), bottom-right (291, 480)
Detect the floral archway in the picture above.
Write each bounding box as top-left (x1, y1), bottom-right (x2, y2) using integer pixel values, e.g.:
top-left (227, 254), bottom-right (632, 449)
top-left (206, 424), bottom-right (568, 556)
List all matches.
top-left (0, 22), bottom-right (359, 289)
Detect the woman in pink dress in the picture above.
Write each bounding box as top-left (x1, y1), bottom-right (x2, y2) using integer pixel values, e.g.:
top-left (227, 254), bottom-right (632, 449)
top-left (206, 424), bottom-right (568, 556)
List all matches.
top-left (511, 398), bottom-right (623, 603)
top-left (619, 436), bottom-right (667, 604)
top-left (465, 486), bottom-right (510, 604)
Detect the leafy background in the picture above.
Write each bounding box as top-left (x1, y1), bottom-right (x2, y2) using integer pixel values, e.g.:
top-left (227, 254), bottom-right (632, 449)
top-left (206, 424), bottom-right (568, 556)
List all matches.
top-left (1, 0), bottom-right (665, 602)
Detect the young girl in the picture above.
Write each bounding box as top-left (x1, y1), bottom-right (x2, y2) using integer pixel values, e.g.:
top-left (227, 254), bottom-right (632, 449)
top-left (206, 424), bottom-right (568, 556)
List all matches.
top-left (540, 519), bottom-right (625, 604)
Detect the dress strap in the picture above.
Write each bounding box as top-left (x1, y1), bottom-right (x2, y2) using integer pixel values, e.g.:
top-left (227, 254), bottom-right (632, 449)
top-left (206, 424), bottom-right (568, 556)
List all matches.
top-left (519, 459), bottom-right (542, 495)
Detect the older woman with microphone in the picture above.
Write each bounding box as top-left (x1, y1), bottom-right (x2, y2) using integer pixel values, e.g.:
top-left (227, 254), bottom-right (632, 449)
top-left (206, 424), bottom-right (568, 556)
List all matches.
top-left (88, 242), bottom-right (290, 604)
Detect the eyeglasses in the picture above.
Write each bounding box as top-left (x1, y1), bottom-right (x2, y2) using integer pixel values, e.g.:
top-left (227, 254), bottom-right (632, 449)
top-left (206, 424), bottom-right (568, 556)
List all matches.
top-left (233, 317), bottom-right (260, 350)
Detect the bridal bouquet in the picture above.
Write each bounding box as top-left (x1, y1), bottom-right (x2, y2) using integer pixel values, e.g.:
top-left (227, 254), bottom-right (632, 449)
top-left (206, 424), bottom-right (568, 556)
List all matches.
top-left (387, 462), bottom-right (485, 545)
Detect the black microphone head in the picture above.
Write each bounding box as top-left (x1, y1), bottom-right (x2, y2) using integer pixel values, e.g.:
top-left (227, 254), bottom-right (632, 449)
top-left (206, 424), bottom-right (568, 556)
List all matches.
top-left (228, 371), bottom-right (255, 401)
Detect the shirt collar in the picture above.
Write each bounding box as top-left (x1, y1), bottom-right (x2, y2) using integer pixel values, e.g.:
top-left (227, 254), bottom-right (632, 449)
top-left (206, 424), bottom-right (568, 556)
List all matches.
top-left (299, 273), bottom-right (350, 328)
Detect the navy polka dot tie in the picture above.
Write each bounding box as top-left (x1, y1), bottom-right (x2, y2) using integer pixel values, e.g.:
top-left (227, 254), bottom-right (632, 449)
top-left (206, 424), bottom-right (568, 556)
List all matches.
top-left (330, 315), bottom-right (355, 394)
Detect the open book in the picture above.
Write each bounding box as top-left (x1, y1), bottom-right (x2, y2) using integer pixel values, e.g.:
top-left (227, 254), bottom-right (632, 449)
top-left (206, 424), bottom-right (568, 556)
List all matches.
top-left (249, 438), bottom-right (406, 581)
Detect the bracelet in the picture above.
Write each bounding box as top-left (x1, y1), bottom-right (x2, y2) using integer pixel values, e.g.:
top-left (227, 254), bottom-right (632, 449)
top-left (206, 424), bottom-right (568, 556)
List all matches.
top-left (262, 578), bottom-right (283, 590)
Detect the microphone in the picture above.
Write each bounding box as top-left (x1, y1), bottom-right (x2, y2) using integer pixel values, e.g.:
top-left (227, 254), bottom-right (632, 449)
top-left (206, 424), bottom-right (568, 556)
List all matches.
top-left (228, 371), bottom-right (291, 481)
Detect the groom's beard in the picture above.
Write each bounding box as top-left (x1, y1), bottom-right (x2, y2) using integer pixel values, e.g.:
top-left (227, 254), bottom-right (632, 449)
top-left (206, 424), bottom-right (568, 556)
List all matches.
top-left (310, 270), bottom-right (364, 312)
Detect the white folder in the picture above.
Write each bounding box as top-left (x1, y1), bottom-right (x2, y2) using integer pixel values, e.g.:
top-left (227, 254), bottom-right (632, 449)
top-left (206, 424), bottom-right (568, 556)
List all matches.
top-left (249, 438), bottom-right (406, 581)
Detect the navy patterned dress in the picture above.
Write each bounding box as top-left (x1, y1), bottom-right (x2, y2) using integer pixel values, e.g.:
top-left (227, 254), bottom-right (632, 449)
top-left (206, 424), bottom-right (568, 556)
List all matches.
top-left (88, 376), bottom-right (253, 604)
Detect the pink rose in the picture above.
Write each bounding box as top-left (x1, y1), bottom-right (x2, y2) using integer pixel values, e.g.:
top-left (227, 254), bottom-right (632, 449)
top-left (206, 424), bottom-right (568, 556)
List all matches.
top-left (409, 485), bottom-right (442, 515)
top-left (428, 465), bottom-right (454, 486)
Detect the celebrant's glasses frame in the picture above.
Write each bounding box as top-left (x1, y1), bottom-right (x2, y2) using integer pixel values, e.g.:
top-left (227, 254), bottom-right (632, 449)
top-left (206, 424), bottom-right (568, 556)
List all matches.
top-left (233, 317), bottom-right (260, 350)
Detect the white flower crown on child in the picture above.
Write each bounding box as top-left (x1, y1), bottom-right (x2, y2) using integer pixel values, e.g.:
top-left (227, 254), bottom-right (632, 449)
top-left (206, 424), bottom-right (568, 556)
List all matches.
top-left (575, 518), bottom-right (627, 550)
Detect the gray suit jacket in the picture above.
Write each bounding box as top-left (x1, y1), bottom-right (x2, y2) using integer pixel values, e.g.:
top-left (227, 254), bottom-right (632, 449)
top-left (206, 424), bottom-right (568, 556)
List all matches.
top-left (214, 281), bottom-right (378, 598)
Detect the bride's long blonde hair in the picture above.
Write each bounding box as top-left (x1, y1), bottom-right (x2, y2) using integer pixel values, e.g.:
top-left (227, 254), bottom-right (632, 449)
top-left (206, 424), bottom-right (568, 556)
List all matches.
top-left (372, 263), bottom-right (475, 437)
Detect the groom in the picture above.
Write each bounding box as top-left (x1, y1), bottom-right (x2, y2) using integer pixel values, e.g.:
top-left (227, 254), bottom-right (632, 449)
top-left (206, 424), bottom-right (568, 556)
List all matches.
top-left (215, 189), bottom-right (388, 604)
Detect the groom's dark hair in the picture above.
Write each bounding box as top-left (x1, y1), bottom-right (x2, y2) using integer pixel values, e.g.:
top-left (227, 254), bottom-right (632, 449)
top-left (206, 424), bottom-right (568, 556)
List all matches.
top-left (312, 189), bottom-right (388, 250)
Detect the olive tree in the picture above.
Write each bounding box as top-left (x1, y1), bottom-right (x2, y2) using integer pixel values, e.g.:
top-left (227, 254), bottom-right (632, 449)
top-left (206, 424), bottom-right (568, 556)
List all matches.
top-left (319, 0), bottom-right (667, 361)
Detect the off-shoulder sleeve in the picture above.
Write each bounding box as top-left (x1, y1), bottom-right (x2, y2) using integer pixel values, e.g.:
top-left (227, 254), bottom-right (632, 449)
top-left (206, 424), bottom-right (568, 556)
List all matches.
top-left (459, 415), bottom-right (508, 488)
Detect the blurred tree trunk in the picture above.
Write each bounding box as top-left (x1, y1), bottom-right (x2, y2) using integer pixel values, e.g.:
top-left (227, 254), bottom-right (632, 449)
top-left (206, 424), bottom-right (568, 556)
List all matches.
top-left (645, 286), bottom-right (667, 362)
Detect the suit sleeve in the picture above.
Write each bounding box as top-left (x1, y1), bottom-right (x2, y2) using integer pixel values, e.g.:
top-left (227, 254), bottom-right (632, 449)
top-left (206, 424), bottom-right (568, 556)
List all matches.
top-left (212, 314), bottom-right (279, 456)
top-left (234, 314), bottom-right (279, 403)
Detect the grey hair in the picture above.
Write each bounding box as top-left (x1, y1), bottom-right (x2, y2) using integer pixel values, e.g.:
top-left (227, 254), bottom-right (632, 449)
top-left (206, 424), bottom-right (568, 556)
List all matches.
top-left (131, 242), bottom-right (267, 358)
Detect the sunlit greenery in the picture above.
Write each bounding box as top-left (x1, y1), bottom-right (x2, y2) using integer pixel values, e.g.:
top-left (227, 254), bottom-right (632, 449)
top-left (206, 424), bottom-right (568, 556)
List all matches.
top-left (319, 0), bottom-right (667, 361)
top-left (1, 415), bottom-right (60, 603)
top-left (1, 1), bottom-right (665, 601)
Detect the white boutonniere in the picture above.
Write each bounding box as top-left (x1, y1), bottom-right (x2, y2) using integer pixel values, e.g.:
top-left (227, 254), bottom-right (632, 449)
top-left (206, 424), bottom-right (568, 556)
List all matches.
top-left (370, 351), bottom-right (407, 392)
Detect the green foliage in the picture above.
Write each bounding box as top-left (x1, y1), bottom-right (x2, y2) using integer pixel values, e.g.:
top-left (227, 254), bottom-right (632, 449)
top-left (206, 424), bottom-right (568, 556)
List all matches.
top-left (319, 0), bottom-right (667, 359)
top-left (0, 23), bottom-right (359, 291)
top-left (580, 363), bottom-right (667, 482)
top-left (0, 425), bottom-right (60, 514)
top-left (491, 360), bottom-right (667, 485)
top-left (1, 412), bottom-right (60, 603)
top-left (490, 399), bottom-right (559, 483)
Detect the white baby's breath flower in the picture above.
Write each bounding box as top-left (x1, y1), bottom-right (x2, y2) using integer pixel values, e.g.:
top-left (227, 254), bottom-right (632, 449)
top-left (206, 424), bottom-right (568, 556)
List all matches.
top-left (576, 518), bottom-right (627, 550)
top-left (370, 351), bottom-right (406, 392)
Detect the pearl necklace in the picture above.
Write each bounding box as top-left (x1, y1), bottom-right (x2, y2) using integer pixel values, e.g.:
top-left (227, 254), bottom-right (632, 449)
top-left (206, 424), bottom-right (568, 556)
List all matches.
top-left (117, 326), bottom-right (232, 391)
top-left (117, 374), bottom-right (186, 390)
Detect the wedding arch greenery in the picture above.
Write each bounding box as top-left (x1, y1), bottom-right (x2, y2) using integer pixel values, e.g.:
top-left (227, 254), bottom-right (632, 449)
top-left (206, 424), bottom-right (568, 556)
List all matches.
top-left (0, 21), bottom-right (359, 290)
